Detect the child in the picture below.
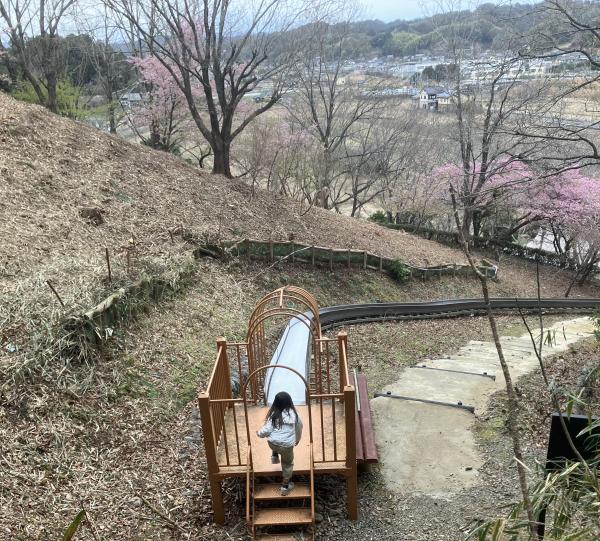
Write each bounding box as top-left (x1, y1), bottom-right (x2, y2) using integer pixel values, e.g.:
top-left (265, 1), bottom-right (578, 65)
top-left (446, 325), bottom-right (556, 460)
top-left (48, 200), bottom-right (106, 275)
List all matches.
top-left (257, 391), bottom-right (303, 495)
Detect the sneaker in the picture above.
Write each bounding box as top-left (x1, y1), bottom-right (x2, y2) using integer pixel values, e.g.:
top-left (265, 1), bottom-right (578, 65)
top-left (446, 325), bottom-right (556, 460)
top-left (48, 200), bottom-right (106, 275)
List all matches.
top-left (271, 453), bottom-right (280, 464)
top-left (280, 481), bottom-right (294, 496)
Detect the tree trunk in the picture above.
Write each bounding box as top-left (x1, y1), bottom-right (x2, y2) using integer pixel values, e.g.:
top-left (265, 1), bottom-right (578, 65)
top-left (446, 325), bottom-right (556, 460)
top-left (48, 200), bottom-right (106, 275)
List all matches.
top-left (462, 207), bottom-right (472, 241)
top-left (212, 138), bottom-right (232, 178)
top-left (450, 188), bottom-right (537, 538)
top-left (472, 210), bottom-right (482, 237)
top-left (149, 119), bottom-right (161, 149)
top-left (481, 278), bottom-right (537, 536)
top-left (45, 71), bottom-right (58, 113)
top-left (107, 92), bottom-right (116, 134)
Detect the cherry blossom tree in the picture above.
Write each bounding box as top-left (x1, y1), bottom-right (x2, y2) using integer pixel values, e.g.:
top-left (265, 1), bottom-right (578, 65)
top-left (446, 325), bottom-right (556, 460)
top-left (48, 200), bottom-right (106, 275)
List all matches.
top-left (233, 112), bottom-right (316, 198)
top-left (527, 170), bottom-right (600, 293)
top-left (105, 0), bottom-right (314, 177)
top-left (127, 55), bottom-right (186, 151)
top-left (434, 158), bottom-right (538, 240)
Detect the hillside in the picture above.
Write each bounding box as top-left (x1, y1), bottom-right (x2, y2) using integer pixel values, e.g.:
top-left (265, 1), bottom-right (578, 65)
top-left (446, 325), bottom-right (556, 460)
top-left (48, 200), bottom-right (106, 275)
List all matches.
top-left (346, 3), bottom-right (545, 57)
top-left (2, 92), bottom-right (600, 540)
top-left (0, 92), bottom-right (471, 354)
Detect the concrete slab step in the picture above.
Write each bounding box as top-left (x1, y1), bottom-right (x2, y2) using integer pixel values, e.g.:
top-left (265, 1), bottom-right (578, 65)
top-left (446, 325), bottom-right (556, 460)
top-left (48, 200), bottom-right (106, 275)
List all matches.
top-left (381, 368), bottom-right (493, 408)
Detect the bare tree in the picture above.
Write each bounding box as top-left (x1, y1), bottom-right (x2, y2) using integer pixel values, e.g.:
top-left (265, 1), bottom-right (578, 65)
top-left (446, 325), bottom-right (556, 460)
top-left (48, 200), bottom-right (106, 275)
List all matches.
top-left (450, 186), bottom-right (538, 539)
top-left (74, 4), bottom-right (133, 133)
top-left (0, 0), bottom-right (76, 112)
top-left (331, 111), bottom-right (421, 217)
top-left (289, 7), bottom-right (380, 208)
top-left (105, 0), bottom-right (312, 177)
top-left (515, 0), bottom-right (600, 170)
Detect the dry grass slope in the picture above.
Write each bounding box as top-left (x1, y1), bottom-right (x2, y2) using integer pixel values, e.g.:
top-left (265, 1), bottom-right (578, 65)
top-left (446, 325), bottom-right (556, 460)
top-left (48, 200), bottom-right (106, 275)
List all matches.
top-left (0, 92), bottom-right (468, 361)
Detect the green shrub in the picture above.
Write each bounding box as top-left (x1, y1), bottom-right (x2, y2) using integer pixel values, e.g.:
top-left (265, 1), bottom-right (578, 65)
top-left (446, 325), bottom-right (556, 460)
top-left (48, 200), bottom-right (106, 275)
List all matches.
top-left (368, 210), bottom-right (388, 224)
top-left (388, 259), bottom-right (411, 282)
top-left (11, 79), bottom-right (87, 120)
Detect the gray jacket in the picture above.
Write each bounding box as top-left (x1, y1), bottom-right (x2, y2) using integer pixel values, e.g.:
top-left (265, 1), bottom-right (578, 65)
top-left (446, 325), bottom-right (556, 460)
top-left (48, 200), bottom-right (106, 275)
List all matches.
top-left (257, 410), bottom-right (303, 447)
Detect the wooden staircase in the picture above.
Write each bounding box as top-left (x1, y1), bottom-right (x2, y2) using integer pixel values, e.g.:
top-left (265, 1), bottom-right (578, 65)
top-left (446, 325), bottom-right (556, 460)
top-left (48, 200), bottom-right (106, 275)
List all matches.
top-left (247, 445), bottom-right (315, 540)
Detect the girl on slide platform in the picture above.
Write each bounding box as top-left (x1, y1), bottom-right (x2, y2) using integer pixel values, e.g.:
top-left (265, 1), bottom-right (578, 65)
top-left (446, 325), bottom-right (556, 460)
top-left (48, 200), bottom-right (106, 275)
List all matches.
top-left (257, 391), bottom-right (303, 495)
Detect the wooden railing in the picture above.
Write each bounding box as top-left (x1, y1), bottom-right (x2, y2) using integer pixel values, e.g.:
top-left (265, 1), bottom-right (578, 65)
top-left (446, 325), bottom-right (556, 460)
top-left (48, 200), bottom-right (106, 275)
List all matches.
top-left (309, 332), bottom-right (352, 464)
top-left (199, 331), bottom-right (355, 470)
top-left (198, 339), bottom-right (246, 470)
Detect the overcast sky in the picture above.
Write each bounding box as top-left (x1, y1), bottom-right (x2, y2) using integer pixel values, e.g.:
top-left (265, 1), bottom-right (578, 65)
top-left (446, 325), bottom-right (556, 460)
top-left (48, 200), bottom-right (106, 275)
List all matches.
top-left (362, 0), bottom-right (432, 22)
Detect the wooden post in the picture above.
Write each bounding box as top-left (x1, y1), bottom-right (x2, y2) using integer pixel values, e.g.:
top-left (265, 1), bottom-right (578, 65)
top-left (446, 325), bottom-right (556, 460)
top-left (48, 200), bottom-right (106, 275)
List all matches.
top-left (379, 255), bottom-right (383, 272)
top-left (209, 476), bottom-right (225, 524)
top-left (291, 242), bottom-right (295, 263)
top-left (269, 239), bottom-right (274, 262)
top-left (329, 249), bottom-right (333, 271)
top-left (347, 249), bottom-right (351, 269)
top-left (311, 246), bottom-right (315, 266)
top-left (216, 337), bottom-right (232, 400)
top-left (344, 384), bottom-right (358, 520)
top-left (198, 392), bottom-right (225, 523)
top-left (105, 248), bottom-right (112, 284)
top-left (363, 251), bottom-right (367, 270)
top-left (337, 331), bottom-right (349, 392)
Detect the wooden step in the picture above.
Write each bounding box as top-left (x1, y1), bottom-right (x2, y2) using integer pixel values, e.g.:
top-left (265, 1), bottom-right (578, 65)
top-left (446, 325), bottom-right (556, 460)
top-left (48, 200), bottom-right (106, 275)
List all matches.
top-left (254, 483), bottom-right (311, 501)
top-left (254, 507), bottom-right (312, 527)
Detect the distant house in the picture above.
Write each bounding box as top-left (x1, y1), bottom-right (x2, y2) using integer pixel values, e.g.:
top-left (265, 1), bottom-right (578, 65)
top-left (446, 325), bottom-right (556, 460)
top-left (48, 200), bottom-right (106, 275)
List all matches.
top-left (436, 90), bottom-right (454, 108)
top-left (416, 87), bottom-right (457, 110)
top-left (119, 92), bottom-right (143, 107)
top-left (419, 86), bottom-right (446, 109)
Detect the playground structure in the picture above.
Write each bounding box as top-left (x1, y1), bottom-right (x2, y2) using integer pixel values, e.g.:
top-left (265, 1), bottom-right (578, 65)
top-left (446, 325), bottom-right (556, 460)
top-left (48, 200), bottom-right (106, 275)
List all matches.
top-left (197, 289), bottom-right (600, 538)
top-left (198, 286), bottom-right (377, 539)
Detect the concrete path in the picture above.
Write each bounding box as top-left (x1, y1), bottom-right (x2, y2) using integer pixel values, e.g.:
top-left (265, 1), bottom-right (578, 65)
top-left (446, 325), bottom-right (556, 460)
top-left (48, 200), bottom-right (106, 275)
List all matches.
top-left (370, 317), bottom-right (594, 497)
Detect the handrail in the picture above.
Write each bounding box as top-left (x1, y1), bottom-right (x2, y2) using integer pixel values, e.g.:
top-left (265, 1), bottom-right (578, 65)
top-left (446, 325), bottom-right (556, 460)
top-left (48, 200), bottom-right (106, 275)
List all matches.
top-left (337, 333), bottom-right (350, 392)
top-left (245, 446), bottom-right (252, 524)
top-left (311, 392), bottom-right (343, 399)
top-left (309, 442), bottom-right (315, 526)
top-left (206, 343), bottom-right (227, 394)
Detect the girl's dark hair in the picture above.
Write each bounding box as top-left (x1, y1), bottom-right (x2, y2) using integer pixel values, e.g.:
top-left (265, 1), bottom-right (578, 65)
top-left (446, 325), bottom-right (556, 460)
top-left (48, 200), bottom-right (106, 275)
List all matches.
top-left (266, 391), bottom-right (298, 429)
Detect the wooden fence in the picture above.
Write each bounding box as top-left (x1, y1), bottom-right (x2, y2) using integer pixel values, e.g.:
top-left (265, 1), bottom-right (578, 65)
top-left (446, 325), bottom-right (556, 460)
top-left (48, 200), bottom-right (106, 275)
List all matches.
top-left (380, 222), bottom-right (575, 270)
top-left (225, 238), bottom-right (498, 280)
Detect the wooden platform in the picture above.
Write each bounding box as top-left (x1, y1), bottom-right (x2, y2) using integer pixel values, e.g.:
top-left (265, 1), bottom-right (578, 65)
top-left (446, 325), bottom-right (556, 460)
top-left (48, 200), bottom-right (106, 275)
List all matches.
top-left (354, 373), bottom-right (378, 464)
top-left (216, 403), bottom-right (347, 476)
